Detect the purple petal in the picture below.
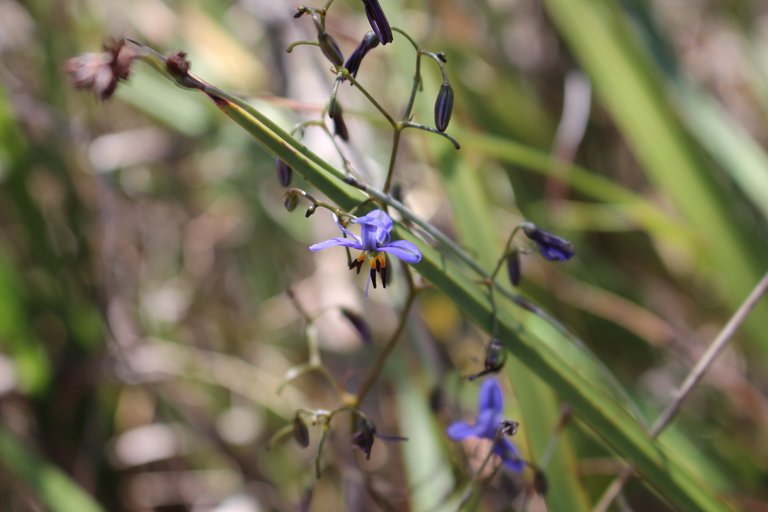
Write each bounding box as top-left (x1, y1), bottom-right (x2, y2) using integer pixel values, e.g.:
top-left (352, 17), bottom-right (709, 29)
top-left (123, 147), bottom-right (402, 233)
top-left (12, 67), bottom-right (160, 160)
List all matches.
top-left (494, 438), bottom-right (525, 472)
top-left (379, 240), bottom-right (422, 264)
top-left (333, 215), bottom-right (360, 242)
top-left (354, 210), bottom-right (393, 249)
top-left (478, 379), bottom-right (504, 416)
top-left (473, 408), bottom-right (501, 439)
top-left (539, 244), bottom-right (574, 261)
top-left (309, 237), bottom-right (363, 252)
top-left (446, 421), bottom-right (477, 441)
top-left (353, 209), bottom-right (392, 231)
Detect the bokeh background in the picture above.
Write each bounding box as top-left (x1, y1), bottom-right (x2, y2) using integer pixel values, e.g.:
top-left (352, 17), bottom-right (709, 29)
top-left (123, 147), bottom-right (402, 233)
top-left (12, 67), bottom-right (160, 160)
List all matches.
top-left (1, 0), bottom-right (767, 510)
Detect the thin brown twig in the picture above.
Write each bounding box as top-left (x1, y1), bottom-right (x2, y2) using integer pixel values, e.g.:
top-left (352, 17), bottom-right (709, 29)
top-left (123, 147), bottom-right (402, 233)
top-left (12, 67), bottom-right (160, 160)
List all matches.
top-left (593, 270), bottom-right (768, 512)
top-left (351, 267), bottom-right (418, 407)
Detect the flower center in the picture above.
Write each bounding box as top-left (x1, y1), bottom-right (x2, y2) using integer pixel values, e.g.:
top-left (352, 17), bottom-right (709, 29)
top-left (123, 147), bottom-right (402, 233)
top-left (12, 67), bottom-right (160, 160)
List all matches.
top-left (347, 252), bottom-right (387, 289)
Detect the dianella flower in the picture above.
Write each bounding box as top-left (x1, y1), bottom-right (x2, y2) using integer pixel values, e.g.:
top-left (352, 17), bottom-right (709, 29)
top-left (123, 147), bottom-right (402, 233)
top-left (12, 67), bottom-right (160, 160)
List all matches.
top-left (309, 209), bottom-right (422, 292)
top-left (361, 0), bottom-right (393, 45)
top-left (521, 222), bottom-right (575, 261)
top-left (446, 379), bottom-right (525, 472)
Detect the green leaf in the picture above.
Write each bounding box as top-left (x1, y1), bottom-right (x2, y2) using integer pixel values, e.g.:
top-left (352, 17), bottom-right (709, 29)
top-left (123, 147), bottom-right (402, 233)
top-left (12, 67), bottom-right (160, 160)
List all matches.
top-left (0, 427), bottom-right (104, 512)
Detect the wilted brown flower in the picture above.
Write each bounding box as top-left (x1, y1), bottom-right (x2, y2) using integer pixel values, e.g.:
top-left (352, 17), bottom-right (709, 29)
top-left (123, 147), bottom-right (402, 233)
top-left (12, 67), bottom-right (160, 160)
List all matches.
top-left (64, 39), bottom-right (137, 100)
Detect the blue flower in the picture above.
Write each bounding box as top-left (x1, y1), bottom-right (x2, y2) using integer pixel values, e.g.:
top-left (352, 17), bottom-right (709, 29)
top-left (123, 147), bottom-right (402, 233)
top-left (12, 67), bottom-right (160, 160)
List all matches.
top-left (446, 379), bottom-right (525, 472)
top-left (309, 209), bottom-right (422, 291)
top-left (521, 222), bottom-right (575, 262)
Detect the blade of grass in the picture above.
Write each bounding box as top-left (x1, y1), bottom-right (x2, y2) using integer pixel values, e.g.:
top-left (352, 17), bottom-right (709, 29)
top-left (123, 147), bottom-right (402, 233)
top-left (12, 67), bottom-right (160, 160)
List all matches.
top-left (0, 427), bottom-right (104, 512)
top-left (541, 0), bottom-right (768, 353)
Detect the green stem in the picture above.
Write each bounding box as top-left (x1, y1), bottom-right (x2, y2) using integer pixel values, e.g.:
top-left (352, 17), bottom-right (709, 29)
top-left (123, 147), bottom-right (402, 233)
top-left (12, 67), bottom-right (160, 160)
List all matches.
top-left (342, 71), bottom-right (397, 127)
top-left (383, 128), bottom-right (402, 193)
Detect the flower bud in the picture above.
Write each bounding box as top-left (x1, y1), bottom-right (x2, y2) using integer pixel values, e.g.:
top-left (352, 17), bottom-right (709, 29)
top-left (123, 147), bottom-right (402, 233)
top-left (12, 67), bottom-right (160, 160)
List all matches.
top-left (468, 339), bottom-right (507, 380)
top-left (351, 418), bottom-right (377, 460)
top-left (329, 102), bottom-right (349, 141)
top-left (434, 82), bottom-right (454, 132)
top-left (283, 191), bottom-right (300, 212)
top-left (507, 250), bottom-right (521, 286)
top-left (293, 415), bottom-right (310, 448)
top-left (362, 0), bottom-right (393, 45)
top-left (343, 31), bottom-right (380, 79)
top-left (340, 308), bottom-right (372, 345)
top-left (276, 158), bottom-right (292, 187)
top-left (521, 222), bottom-right (575, 261)
top-left (318, 32), bottom-right (344, 68)
top-left (483, 338), bottom-right (506, 373)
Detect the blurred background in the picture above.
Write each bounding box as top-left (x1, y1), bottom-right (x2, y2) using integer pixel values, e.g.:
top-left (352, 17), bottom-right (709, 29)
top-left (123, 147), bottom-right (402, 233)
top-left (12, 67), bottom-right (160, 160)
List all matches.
top-left (1, 0), bottom-right (767, 510)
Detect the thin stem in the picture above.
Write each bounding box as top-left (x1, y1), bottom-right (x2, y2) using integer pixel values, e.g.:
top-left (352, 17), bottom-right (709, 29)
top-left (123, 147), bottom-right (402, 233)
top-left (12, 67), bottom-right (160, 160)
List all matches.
top-left (352, 271), bottom-right (418, 406)
top-left (382, 128), bottom-right (402, 194)
top-left (403, 52), bottom-right (423, 121)
top-left (401, 122), bottom-right (461, 150)
top-left (593, 270), bottom-right (768, 512)
top-left (454, 443), bottom-right (498, 512)
top-left (342, 71), bottom-right (397, 127)
top-left (287, 41), bottom-right (321, 53)
top-left (392, 27), bottom-right (419, 50)
top-left (490, 226), bottom-right (522, 281)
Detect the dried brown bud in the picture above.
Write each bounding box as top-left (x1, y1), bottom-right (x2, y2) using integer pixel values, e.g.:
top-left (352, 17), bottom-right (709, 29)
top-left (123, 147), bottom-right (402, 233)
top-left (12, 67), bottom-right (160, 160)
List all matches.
top-left (166, 50), bottom-right (190, 78)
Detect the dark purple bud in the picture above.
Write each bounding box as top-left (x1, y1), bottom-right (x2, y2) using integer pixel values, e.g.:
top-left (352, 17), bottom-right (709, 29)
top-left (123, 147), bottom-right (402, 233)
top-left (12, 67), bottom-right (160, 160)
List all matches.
top-left (468, 338), bottom-right (506, 380)
top-left (521, 222), bottom-right (575, 261)
top-left (343, 31), bottom-right (380, 79)
top-left (293, 415), bottom-right (310, 448)
top-left (329, 103), bottom-right (349, 141)
top-left (362, 0), bottom-right (393, 44)
top-left (351, 418), bottom-right (376, 460)
top-left (305, 204), bottom-right (317, 217)
top-left (484, 338), bottom-right (506, 372)
top-left (276, 158), bottom-right (292, 187)
top-left (340, 308), bottom-right (372, 345)
top-left (318, 32), bottom-right (344, 68)
top-left (434, 82), bottom-right (454, 132)
top-left (507, 250), bottom-right (521, 286)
